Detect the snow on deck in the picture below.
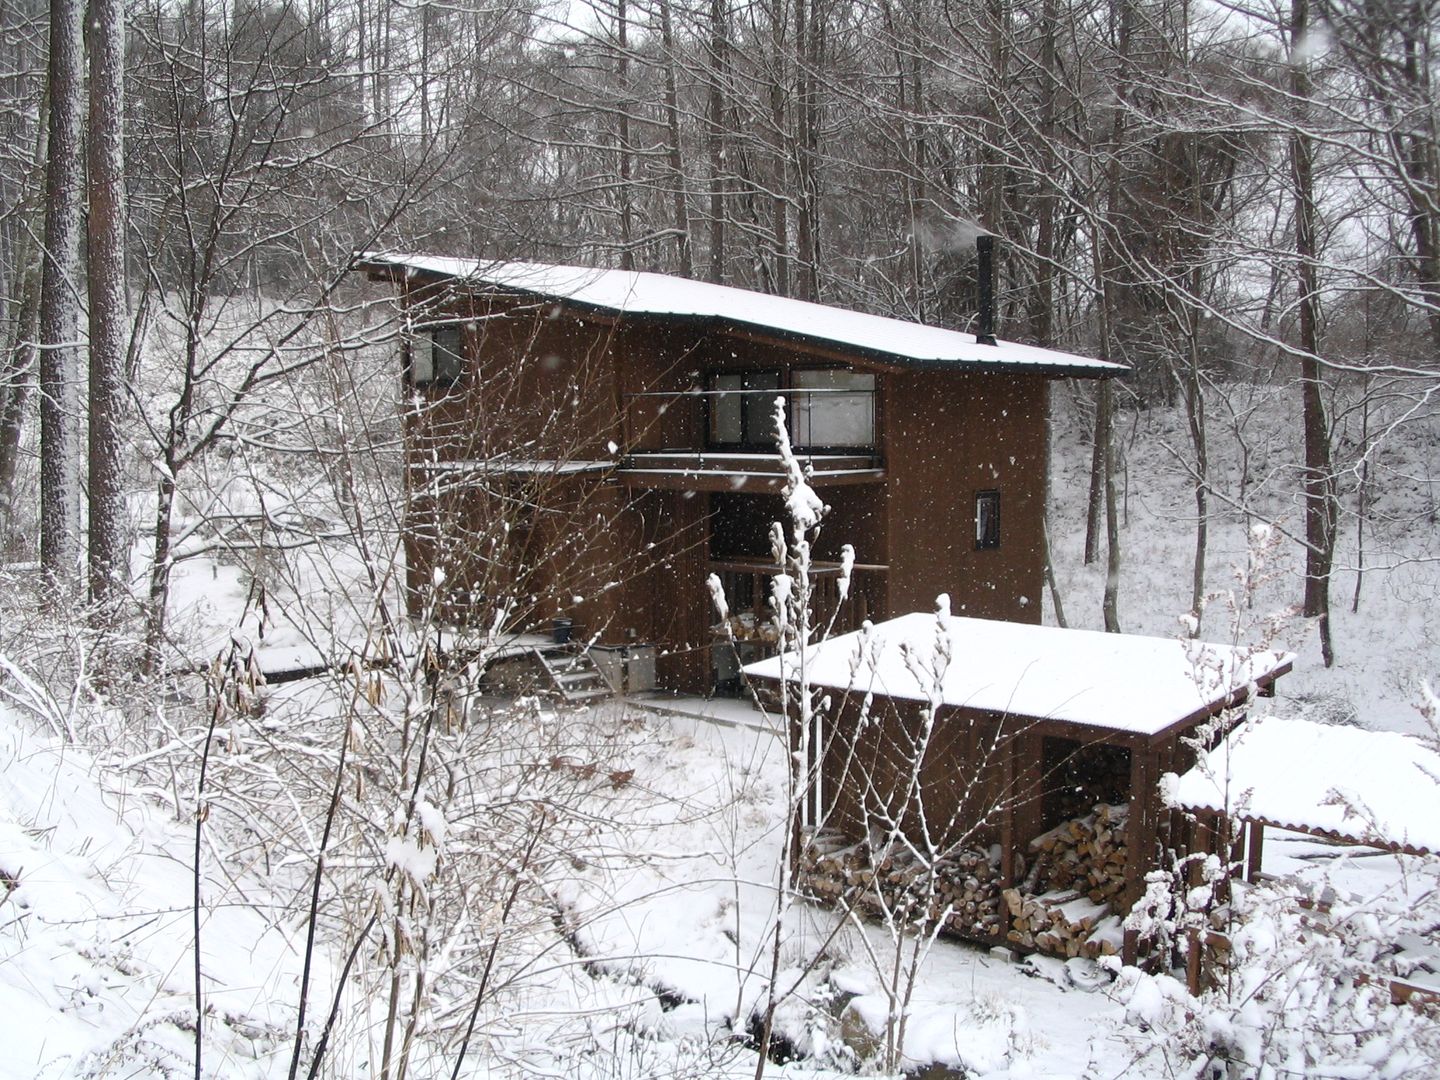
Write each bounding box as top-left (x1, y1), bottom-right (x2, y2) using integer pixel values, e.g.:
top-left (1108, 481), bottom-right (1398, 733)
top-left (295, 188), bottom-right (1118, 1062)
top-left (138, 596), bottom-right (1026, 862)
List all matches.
top-left (743, 613), bottom-right (1294, 737)
top-left (1170, 716), bottom-right (1440, 854)
top-left (359, 253), bottom-right (1126, 377)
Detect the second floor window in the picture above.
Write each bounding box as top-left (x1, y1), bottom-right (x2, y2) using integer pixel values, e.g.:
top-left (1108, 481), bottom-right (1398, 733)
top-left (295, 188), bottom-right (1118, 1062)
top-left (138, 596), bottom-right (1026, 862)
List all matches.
top-left (707, 368), bottom-right (877, 451)
top-left (708, 371), bottom-right (780, 448)
top-left (412, 325), bottom-right (464, 386)
top-left (790, 369), bottom-right (876, 448)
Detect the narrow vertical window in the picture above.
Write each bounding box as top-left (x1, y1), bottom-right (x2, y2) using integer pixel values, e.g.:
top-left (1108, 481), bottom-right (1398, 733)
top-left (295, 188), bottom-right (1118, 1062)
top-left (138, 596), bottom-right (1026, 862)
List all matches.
top-left (975, 490), bottom-right (1001, 550)
top-left (413, 325), bottom-right (463, 386)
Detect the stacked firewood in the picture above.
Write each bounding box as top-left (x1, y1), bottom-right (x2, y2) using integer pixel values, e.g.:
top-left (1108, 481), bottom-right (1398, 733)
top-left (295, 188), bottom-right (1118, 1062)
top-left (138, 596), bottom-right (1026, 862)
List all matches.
top-left (799, 837), bottom-right (1005, 939)
top-left (1028, 803), bottom-right (1130, 903)
top-left (1002, 888), bottom-right (1124, 958)
top-left (1002, 803), bottom-right (1130, 957)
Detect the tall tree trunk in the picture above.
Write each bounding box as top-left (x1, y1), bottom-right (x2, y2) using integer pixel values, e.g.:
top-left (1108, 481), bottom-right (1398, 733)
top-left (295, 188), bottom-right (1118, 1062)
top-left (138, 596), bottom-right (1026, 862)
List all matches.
top-left (1086, 0), bottom-right (1131, 572)
top-left (793, 0), bottom-right (819, 300)
top-left (657, 0), bottom-right (694, 276)
top-left (0, 105), bottom-right (47, 555)
top-left (1291, 0), bottom-right (1336, 666)
top-left (0, 279), bottom-right (40, 558)
top-left (38, 0), bottom-right (85, 591)
top-left (1029, 0), bottom-right (1059, 345)
top-left (767, 0), bottom-right (790, 295)
top-left (1083, 393), bottom-right (1104, 566)
top-left (616, 0), bottom-right (635, 271)
top-left (87, 0), bottom-right (128, 605)
top-left (706, 0), bottom-right (729, 283)
top-left (1181, 134), bottom-right (1209, 637)
top-left (1179, 310), bottom-right (1208, 636)
top-left (1100, 380), bottom-right (1122, 633)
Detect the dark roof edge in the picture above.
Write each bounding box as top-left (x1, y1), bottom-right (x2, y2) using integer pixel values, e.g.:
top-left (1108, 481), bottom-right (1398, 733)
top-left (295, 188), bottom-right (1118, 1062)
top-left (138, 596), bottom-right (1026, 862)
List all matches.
top-left (353, 254), bottom-right (1129, 380)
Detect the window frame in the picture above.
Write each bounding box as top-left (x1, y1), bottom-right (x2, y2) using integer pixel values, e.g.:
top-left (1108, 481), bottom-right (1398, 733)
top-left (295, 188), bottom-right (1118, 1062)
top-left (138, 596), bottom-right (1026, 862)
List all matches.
top-left (788, 367), bottom-right (877, 451)
top-left (704, 365), bottom-right (878, 452)
top-left (705, 369), bottom-right (782, 450)
top-left (410, 323), bottom-right (465, 388)
top-left (975, 489), bottom-right (1001, 550)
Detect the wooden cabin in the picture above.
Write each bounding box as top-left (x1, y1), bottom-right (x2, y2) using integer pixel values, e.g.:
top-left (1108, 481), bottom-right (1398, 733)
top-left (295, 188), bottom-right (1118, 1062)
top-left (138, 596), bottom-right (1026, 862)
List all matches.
top-left (745, 614), bottom-right (1294, 962)
top-left (355, 252), bottom-right (1124, 694)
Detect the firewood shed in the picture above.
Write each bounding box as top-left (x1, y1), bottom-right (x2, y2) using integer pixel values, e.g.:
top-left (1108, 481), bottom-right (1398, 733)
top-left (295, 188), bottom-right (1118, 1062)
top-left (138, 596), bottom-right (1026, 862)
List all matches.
top-left (1171, 716), bottom-right (1440, 997)
top-left (744, 613), bottom-right (1294, 962)
top-left (1173, 715), bottom-right (1440, 876)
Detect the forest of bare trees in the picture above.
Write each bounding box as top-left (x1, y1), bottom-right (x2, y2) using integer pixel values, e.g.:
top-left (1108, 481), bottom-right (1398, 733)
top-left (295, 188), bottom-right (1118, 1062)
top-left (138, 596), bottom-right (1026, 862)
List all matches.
top-left (0, 0), bottom-right (1437, 643)
top-left (0, 2), bottom-right (1436, 1075)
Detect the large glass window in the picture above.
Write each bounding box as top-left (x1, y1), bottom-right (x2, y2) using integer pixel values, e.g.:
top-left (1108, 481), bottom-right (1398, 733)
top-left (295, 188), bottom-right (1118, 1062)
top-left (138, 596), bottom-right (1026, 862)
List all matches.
top-left (708, 371), bottom-right (780, 448)
top-left (412, 325), bottom-right (464, 386)
top-left (790, 369), bottom-right (876, 448)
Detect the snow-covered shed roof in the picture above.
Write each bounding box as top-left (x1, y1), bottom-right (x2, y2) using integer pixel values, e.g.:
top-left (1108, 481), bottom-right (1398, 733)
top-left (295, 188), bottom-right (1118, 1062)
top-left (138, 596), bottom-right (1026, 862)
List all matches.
top-left (356, 253), bottom-right (1126, 378)
top-left (1170, 717), bottom-right (1440, 855)
top-left (742, 613), bottom-right (1293, 740)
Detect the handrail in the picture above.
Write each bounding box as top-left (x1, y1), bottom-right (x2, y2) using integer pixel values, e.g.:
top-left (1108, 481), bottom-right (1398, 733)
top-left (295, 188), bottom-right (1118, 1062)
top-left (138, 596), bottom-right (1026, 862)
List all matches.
top-left (706, 558), bottom-right (888, 575)
top-left (624, 387), bottom-right (875, 397)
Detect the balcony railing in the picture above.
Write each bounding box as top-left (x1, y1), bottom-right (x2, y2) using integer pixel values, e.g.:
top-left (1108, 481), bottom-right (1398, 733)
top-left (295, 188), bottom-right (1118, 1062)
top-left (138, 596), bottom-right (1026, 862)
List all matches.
top-left (624, 386), bottom-right (878, 455)
top-left (619, 387), bottom-right (884, 490)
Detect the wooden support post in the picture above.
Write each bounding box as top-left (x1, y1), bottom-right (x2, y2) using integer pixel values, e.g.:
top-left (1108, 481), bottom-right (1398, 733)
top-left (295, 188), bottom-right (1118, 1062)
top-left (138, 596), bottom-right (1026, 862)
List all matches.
top-left (1246, 820), bottom-right (1264, 883)
top-left (1000, 734), bottom-right (1016, 887)
top-left (1123, 747), bottom-right (1156, 910)
top-left (1013, 729), bottom-right (1043, 884)
top-left (1190, 815), bottom-right (1212, 887)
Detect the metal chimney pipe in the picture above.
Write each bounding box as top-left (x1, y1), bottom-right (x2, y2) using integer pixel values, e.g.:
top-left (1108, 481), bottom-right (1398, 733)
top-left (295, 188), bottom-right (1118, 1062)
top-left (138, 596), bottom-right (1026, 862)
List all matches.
top-left (975, 234), bottom-right (997, 346)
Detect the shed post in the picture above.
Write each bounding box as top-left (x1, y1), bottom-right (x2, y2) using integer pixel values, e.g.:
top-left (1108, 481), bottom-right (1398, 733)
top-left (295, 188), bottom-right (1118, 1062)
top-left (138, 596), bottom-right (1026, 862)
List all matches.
top-left (1000, 735), bottom-right (1016, 887)
top-left (1246, 820), bottom-right (1264, 883)
top-left (1002, 727), bottom-right (1043, 889)
top-left (1123, 747), bottom-right (1158, 909)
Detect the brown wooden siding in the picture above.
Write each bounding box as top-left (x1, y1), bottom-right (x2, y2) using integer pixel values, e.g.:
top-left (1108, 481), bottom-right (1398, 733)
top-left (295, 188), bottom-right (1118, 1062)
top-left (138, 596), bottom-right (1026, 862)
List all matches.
top-left (394, 280), bottom-right (1053, 688)
top-left (883, 373), bottom-right (1048, 622)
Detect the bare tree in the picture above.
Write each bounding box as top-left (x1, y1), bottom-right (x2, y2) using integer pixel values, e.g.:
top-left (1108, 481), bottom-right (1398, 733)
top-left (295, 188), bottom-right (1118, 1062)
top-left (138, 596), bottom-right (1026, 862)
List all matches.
top-left (37, 0), bottom-right (84, 590)
top-left (85, 0), bottom-right (127, 605)
top-left (1290, 0), bottom-right (1338, 666)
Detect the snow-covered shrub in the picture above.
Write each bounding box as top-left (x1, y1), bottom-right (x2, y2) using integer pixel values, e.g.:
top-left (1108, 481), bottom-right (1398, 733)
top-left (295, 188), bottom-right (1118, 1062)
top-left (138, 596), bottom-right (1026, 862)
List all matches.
top-left (1115, 862), bottom-right (1440, 1078)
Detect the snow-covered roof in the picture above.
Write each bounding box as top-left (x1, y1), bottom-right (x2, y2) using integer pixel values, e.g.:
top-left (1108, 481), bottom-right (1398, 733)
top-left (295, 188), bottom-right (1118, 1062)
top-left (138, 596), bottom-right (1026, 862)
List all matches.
top-left (742, 613), bottom-right (1293, 738)
top-left (357, 253), bottom-right (1125, 378)
top-left (1170, 717), bottom-right (1440, 854)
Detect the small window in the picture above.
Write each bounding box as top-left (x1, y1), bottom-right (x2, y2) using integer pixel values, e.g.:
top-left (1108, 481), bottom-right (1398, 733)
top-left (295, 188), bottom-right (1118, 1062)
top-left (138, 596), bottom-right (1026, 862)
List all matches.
top-left (975, 490), bottom-right (1001, 550)
top-left (412, 325), bottom-right (464, 386)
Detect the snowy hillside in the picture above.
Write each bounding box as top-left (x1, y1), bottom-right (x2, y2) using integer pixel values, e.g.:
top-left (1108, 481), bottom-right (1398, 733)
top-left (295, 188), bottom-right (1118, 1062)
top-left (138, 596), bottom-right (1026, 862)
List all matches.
top-left (1, 383), bottom-right (1438, 1077)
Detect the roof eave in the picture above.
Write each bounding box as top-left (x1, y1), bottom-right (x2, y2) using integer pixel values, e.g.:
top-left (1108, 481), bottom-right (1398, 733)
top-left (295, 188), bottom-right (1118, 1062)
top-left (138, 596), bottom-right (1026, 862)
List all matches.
top-left (353, 253), bottom-right (1129, 380)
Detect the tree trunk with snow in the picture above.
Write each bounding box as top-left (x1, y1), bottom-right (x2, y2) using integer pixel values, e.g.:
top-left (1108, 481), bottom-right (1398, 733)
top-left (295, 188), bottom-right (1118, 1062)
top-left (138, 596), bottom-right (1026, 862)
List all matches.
top-left (1291, 0), bottom-right (1336, 666)
top-left (37, 0), bottom-right (85, 591)
top-left (0, 98), bottom-right (48, 556)
top-left (705, 0), bottom-right (729, 283)
top-left (657, 0), bottom-right (694, 277)
top-left (86, 0), bottom-right (128, 605)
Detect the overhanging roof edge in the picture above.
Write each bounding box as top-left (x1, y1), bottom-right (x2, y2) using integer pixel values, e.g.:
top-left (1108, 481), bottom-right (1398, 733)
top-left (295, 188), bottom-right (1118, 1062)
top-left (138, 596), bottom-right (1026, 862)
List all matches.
top-left (353, 252), bottom-right (1129, 379)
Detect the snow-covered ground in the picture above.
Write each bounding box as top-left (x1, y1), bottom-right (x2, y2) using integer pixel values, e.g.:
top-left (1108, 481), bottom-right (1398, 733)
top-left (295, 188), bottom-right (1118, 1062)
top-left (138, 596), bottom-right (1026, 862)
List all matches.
top-left (4, 682), bottom-right (1433, 1078)
top-left (0, 708), bottom-right (315, 1077)
top-left (2, 383), bottom-right (1438, 1076)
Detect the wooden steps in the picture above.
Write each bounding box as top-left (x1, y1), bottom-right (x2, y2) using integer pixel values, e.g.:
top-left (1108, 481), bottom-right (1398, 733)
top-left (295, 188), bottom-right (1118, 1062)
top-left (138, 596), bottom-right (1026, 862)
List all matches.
top-left (531, 645), bottom-right (615, 702)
